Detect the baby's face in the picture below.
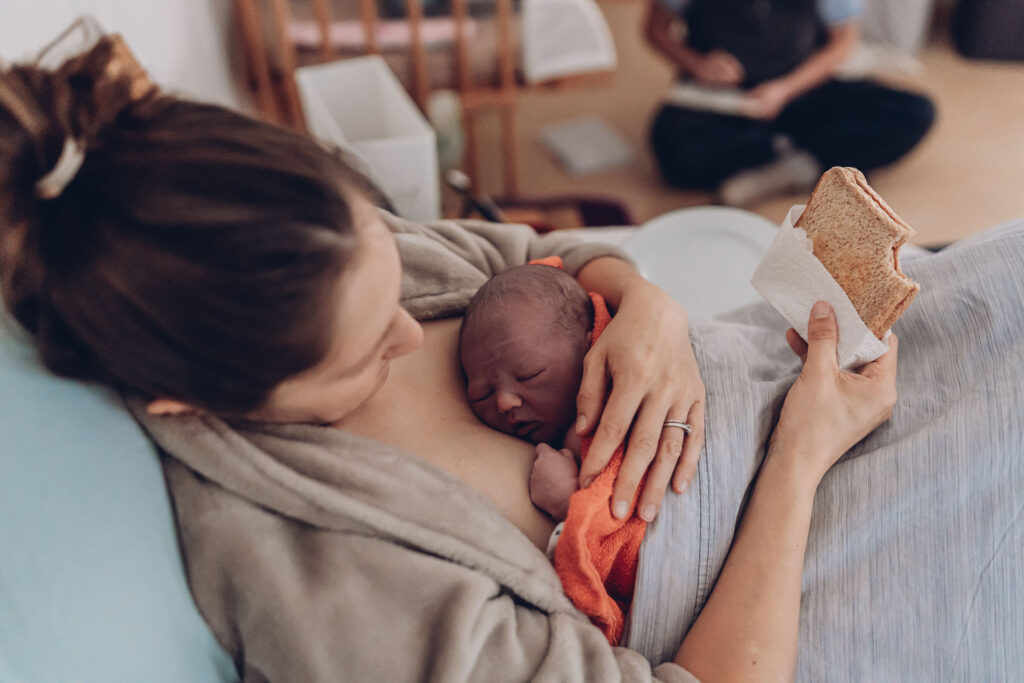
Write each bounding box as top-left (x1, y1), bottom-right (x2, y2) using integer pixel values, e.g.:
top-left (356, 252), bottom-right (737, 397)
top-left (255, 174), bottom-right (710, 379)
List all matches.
top-left (460, 303), bottom-right (588, 446)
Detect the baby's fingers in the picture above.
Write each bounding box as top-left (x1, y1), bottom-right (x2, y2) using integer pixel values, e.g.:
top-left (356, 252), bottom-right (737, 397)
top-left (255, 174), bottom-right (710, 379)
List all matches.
top-left (535, 442), bottom-right (560, 457)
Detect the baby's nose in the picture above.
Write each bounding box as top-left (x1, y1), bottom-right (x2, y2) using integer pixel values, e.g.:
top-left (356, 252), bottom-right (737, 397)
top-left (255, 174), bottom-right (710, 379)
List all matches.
top-left (495, 389), bottom-right (522, 414)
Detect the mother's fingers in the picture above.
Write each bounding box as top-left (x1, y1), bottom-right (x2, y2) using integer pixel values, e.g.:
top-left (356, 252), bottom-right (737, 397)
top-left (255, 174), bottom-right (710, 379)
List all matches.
top-left (632, 426), bottom-right (683, 522)
top-left (575, 347), bottom-right (609, 437)
top-left (858, 333), bottom-right (899, 381)
top-left (612, 393), bottom-right (676, 519)
top-left (804, 301), bottom-right (839, 372)
top-left (578, 379), bottom-right (645, 487)
top-left (785, 328), bottom-right (808, 363)
top-left (672, 399), bottom-right (705, 494)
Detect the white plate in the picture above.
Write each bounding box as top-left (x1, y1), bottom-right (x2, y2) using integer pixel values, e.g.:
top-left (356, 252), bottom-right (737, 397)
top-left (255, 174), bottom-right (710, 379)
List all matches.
top-left (623, 206), bottom-right (777, 322)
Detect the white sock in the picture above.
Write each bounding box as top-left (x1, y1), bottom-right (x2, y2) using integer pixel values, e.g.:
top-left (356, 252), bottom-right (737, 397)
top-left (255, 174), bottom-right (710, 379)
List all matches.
top-left (717, 150), bottom-right (822, 208)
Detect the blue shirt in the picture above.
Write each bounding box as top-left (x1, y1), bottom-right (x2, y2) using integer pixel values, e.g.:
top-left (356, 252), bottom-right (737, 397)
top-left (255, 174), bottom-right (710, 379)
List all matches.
top-left (658, 0), bottom-right (863, 25)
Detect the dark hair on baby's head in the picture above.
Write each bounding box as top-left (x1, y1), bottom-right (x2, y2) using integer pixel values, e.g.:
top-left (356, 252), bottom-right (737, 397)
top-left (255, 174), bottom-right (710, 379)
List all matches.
top-left (461, 264), bottom-right (594, 344)
top-left (0, 34), bottom-right (382, 415)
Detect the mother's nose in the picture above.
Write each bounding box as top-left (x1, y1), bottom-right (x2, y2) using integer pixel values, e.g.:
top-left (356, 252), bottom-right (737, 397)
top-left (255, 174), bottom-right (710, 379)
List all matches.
top-left (495, 388), bottom-right (522, 414)
top-left (384, 308), bottom-right (424, 360)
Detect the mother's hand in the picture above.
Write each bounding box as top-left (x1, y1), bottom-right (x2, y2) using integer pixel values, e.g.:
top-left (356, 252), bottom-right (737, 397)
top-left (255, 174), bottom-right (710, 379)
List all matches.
top-left (576, 277), bottom-right (706, 522)
top-left (771, 301), bottom-right (899, 482)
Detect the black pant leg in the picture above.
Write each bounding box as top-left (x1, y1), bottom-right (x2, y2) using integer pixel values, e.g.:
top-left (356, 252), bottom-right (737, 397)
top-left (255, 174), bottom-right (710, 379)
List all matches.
top-left (650, 105), bottom-right (777, 188)
top-left (776, 80), bottom-right (936, 172)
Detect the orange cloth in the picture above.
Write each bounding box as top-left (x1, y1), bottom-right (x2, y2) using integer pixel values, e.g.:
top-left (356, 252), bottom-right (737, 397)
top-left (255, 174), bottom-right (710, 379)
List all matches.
top-left (528, 255), bottom-right (565, 269)
top-left (554, 293), bottom-right (646, 646)
top-left (522, 256), bottom-right (646, 644)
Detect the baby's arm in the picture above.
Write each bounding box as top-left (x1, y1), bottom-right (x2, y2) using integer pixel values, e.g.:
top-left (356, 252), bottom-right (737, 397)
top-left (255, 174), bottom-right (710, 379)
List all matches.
top-left (530, 443), bottom-right (580, 522)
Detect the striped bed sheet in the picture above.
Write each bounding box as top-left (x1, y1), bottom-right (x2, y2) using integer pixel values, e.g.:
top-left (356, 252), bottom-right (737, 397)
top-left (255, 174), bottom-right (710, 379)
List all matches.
top-left (625, 220), bottom-right (1024, 680)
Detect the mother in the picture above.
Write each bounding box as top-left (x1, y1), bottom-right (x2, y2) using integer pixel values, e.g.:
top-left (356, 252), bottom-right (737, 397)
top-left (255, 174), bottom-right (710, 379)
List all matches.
top-left (1, 36), bottom-right (914, 682)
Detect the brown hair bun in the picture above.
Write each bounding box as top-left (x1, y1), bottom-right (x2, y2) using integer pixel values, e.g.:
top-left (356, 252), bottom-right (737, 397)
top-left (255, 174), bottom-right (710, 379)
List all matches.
top-left (0, 34), bottom-right (378, 415)
top-left (1, 35), bottom-right (157, 344)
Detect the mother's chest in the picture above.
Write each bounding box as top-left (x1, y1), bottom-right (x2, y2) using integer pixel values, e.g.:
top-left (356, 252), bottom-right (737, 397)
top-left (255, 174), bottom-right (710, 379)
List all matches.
top-left (337, 318), bottom-right (555, 549)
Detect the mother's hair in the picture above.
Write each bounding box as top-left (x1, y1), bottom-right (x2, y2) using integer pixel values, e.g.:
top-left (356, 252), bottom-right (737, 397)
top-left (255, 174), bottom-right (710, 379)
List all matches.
top-left (0, 35), bottom-right (380, 415)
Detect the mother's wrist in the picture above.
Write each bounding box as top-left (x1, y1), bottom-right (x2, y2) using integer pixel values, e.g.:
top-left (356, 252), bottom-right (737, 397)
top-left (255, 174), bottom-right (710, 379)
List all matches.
top-left (622, 278), bottom-right (688, 318)
top-left (764, 439), bottom-right (827, 494)
top-left (574, 256), bottom-right (642, 309)
top-left (621, 274), bottom-right (659, 297)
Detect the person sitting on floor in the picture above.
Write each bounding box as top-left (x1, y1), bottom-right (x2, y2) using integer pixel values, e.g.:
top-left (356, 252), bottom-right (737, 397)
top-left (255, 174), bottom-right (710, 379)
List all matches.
top-left (644, 0), bottom-right (936, 206)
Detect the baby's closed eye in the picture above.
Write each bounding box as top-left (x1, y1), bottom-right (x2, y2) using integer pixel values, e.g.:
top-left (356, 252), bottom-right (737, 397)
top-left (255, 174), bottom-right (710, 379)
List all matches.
top-left (468, 387), bottom-right (493, 402)
top-left (517, 369), bottom-right (544, 382)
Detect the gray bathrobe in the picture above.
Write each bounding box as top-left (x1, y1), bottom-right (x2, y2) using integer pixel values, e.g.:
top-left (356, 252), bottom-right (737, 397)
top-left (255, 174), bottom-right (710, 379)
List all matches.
top-left (134, 212), bottom-right (698, 682)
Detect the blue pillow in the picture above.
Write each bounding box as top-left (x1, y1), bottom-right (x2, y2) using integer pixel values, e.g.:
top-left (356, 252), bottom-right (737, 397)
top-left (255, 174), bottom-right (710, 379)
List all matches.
top-left (0, 316), bottom-right (235, 682)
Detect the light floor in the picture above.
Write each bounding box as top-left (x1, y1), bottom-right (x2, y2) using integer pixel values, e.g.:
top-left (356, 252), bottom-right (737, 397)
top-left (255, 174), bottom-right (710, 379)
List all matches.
top-left (467, 2), bottom-right (1024, 245)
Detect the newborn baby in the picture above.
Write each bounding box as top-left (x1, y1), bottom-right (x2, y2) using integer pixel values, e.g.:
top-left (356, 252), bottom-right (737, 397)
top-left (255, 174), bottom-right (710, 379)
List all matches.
top-left (462, 264), bottom-right (646, 645)
top-left (459, 262), bottom-right (595, 521)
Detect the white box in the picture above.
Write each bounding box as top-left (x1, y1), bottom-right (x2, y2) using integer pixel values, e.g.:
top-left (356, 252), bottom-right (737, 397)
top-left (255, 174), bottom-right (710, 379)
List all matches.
top-left (521, 0), bottom-right (616, 84)
top-left (295, 56), bottom-right (440, 222)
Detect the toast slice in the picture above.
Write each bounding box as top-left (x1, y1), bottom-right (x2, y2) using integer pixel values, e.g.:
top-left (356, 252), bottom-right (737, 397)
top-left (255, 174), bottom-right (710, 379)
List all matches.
top-left (795, 167), bottom-right (920, 338)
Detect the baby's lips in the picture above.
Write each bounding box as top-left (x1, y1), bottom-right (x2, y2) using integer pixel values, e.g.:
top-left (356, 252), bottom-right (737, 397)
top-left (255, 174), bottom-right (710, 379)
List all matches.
top-left (513, 421), bottom-right (538, 440)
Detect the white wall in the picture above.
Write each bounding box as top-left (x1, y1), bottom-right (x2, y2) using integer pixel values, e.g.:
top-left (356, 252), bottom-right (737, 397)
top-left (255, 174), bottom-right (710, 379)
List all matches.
top-left (0, 0), bottom-right (251, 111)
top-left (862, 0), bottom-right (937, 54)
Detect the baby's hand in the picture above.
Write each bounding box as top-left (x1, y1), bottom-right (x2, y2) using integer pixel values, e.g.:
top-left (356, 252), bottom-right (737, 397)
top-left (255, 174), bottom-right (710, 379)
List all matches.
top-left (530, 443), bottom-right (580, 522)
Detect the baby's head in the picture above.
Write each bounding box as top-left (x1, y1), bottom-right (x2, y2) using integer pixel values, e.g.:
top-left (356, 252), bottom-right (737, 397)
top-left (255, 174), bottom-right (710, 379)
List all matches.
top-left (459, 264), bottom-right (594, 446)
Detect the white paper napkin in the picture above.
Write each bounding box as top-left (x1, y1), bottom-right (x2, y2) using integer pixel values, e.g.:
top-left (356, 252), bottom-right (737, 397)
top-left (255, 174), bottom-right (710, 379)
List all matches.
top-left (750, 205), bottom-right (890, 370)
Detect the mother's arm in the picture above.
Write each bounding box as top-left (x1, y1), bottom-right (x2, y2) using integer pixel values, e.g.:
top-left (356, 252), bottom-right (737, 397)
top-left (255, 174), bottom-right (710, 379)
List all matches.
top-left (676, 302), bottom-right (898, 680)
top-left (389, 211), bottom-right (703, 517)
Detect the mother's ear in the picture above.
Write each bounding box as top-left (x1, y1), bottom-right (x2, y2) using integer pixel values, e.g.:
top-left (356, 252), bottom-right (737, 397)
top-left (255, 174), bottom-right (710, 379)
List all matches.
top-left (146, 398), bottom-right (203, 416)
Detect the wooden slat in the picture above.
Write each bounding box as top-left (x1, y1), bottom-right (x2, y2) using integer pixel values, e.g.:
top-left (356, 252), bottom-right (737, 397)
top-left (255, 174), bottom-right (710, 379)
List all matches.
top-left (234, 0), bottom-right (283, 123)
top-left (405, 0), bottom-right (430, 111)
top-left (452, 0), bottom-right (474, 183)
top-left (500, 103), bottom-right (518, 196)
top-left (495, 0), bottom-right (518, 195)
top-left (269, 0), bottom-right (307, 130)
top-left (462, 108), bottom-right (479, 188)
top-left (311, 0), bottom-right (336, 61)
top-left (495, 0), bottom-right (515, 89)
top-left (359, 0), bottom-right (378, 54)
top-left (452, 0), bottom-right (471, 92)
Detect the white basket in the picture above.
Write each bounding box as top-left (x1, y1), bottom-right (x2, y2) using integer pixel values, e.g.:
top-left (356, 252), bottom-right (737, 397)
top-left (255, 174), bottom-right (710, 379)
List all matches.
top-left (521, 0), bottom-right (616, 84)
top-left (295, 56), bottom-right (440, 222)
